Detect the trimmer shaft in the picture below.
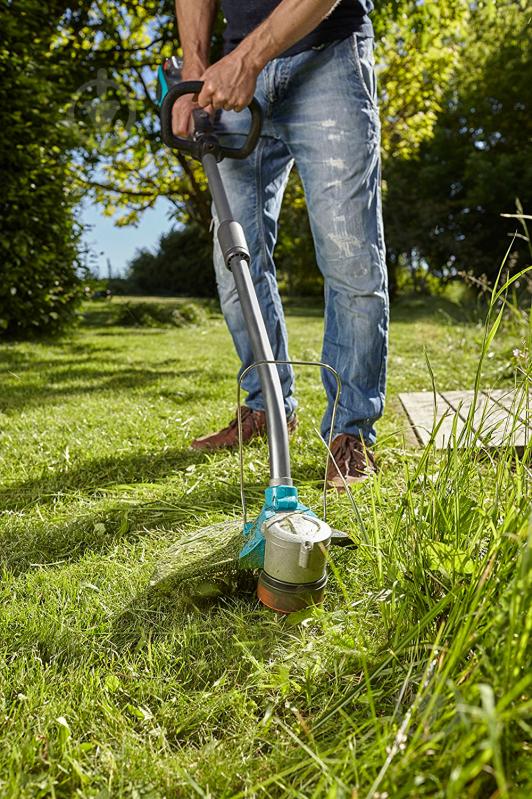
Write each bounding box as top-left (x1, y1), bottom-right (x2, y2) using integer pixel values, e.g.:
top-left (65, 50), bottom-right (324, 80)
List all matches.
top-left (158, 74), bottom-right (342, 613)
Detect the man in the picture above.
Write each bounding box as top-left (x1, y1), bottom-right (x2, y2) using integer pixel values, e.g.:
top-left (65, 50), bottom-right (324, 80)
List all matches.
top-left (172, 0), bottom-right (388, 488)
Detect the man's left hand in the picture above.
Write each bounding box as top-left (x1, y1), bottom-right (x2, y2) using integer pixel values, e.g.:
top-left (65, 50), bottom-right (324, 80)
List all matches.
top-left (196, 52), bottom-right (259, 112)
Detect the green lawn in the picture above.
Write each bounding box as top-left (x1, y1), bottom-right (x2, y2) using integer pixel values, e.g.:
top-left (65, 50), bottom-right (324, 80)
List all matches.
top-left (0, 294), bottom-right (530, 798)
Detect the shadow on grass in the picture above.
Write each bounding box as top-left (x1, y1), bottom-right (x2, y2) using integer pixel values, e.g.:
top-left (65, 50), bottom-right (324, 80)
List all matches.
top-left (390, 294), bottom-right (478, 324)
top-left (109, 571), bottom-right (259, 651)
top-left (282, 293), bottom-right (478, 324)
top-left (39, 577), bottom-right (285, 676)
top-left (88, 327), bottom-right (175, 337)
top-left (0, 444), bottom-right (214, 512)
top-left (0, 363), bottom-right (215, 413)
top-left (283, 304), bottom-right (324, 318)
top-left (80, 298), bottom-right (222, 328)
top-left (80, 303), bottom-right (120, 327)
top-left (0, 344), bottom-right (116, 372)
top-left (0, 472), bottom-right (263, 576)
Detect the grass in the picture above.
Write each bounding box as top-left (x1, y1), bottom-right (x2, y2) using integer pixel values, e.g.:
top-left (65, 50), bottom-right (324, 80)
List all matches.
top-left (0, 288), bottom-right (530, 798)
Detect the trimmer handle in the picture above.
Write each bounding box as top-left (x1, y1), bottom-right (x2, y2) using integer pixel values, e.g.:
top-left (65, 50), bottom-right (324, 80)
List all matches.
top-left (160, 79), bottom-right (263, 161)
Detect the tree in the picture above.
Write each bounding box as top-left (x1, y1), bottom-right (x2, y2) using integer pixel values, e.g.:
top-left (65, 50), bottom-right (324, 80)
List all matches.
top-left (384, 1), bottom-right (531, 285)
top-left (66, 1), bottom-right (222, 229)
top-left (7, 0), bottom-right (525, 315)
top-left (70, 1), bottom-right (470, 296)
top-left (126, 224), bottom-right (215, 297)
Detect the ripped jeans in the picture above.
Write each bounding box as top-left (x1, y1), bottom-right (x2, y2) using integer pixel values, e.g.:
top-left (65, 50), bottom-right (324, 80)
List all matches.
top-left (213, 34), bottom-right (388, 444)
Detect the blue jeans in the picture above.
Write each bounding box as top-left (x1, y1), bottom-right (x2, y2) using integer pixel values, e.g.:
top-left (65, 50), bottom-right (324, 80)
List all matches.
top-left (213, 34), bottom-right (388, 444)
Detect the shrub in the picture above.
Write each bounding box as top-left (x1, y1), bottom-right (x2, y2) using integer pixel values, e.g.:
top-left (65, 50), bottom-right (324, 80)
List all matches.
top-left (0, 257), bottom-right (83, 339)
top-left (0, 1), bottom-right (83, 338)
top-left (114, 301), bottom-right (207, 328)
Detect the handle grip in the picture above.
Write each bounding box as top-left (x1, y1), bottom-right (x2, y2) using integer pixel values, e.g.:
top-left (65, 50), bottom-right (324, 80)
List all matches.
top-left (160, 80), bottom-right (262, 160)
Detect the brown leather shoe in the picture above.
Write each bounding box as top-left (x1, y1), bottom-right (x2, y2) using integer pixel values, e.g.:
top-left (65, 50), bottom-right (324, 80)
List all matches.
top-left (191, 405), bottom-right (297, 451)
top-left (326, 433), bottom-right (376, 490)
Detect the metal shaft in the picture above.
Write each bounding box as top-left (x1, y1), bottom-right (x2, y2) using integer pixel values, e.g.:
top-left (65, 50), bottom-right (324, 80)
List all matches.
top-left (202, 153), bottom-right (291, 485)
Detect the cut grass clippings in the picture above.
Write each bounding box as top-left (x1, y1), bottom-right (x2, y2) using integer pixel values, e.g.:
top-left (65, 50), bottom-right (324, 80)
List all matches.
top-left (0, 286), bottom-right (530, 798)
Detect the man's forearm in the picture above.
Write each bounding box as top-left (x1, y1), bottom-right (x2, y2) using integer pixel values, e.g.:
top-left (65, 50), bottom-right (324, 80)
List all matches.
top-left (174, 0), bottom-right (217, 77)
top-left (237, 0), bottom-right (341, 72)
top-left (194, 0), bottom-right (343, 112)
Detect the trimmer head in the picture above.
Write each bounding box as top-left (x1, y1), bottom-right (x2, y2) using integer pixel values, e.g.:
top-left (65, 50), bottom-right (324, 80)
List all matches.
top-left (149, 498), bottom-right (352, 612)
top-left (238, 484), bottom-right (333, 614)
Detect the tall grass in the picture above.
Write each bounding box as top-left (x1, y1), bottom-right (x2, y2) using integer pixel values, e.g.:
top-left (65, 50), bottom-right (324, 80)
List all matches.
top-left (248, 259), bottom-right (531, 797)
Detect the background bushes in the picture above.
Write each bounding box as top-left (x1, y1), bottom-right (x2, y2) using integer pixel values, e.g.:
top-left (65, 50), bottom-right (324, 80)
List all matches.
top-left (0, 1), bottom-right (83, 337)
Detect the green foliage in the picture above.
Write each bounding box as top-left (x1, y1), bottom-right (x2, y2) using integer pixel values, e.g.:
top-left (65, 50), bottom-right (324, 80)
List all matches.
top-left (63, 0), bottom-right (213, 229)
top-left (374, 0), bottom-right (469, 159)
top-left (65, 1), bottom-right (473, 296)
top-left (0, 1), bottom-right (84, 338)
top-left (115, 299), bottom-right (207, 327)
top-left (126, 224), bottom-right (216, 297)
top-left (57, 0), bottom-right (528, 296)
top-left (4, 0), bottom-right (529, 317)
top-left (384, 0), bottom-right (531, 283)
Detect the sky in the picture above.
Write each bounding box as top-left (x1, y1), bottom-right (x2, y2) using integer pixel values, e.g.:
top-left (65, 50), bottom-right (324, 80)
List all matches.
top-left (81, 197), bottom-right (172, 278)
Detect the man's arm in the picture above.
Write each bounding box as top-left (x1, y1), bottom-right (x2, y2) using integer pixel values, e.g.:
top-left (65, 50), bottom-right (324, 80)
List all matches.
top-left (197, 0), bottom-right (341, 111)
top-left (172, 0), bottom-right (217, 136)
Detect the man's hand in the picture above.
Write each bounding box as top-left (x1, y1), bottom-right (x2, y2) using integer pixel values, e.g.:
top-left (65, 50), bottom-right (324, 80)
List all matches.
top-left (173, 0), bottom-right (341, 125)
top-left (171, 49), bottom-right (258, 137)
top-left (171, 94), bottom-right (197, 138)
top-left (197, 51), bottom-right (260, 112)
top-left (171, 82), bottom-right (215, 138)
top-left (173, 0), bottom-right (341, 131)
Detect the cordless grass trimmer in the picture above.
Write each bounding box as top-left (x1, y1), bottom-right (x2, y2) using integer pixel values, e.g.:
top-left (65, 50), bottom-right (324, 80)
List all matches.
top-left (157, 58), bottom-right (351, 613)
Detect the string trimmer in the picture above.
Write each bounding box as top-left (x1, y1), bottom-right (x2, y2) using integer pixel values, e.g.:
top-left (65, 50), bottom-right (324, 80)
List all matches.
top-left (155, 58), bottom-right (352, 613)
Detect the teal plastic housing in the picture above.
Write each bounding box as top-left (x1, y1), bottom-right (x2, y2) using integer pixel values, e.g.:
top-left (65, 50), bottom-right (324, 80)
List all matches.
top-left (156, 65), bottom-right (168, 107)
top-left (238, 485), bottom-right (316, 569)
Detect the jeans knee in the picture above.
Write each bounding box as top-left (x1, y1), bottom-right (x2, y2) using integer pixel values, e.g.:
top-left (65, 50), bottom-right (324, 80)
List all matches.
top-left (326, 249), bottom-right (387, 298)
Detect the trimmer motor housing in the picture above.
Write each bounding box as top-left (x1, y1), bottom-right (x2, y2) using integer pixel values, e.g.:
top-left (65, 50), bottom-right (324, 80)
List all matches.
top-left (156, 56), bottom-right (183, 106)
top-left (258, 512), bottom-right (331, 613)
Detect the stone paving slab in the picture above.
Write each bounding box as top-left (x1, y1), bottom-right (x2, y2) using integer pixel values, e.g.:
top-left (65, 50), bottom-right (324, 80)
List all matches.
top-left (399, 388), bottom-right (530, 452)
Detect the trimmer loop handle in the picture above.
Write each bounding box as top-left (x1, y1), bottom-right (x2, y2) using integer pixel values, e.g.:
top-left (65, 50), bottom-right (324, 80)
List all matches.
top-left (160, 80), bottom-right (263, 161)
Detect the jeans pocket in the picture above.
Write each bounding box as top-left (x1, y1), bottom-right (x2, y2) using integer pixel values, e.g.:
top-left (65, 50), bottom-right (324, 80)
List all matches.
top-left (350, 35), bottom-right (377, 107)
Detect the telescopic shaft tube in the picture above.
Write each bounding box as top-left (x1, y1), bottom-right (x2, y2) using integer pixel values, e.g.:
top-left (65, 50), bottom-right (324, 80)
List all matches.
top-left (202, 153), bottom-right (291, 485)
